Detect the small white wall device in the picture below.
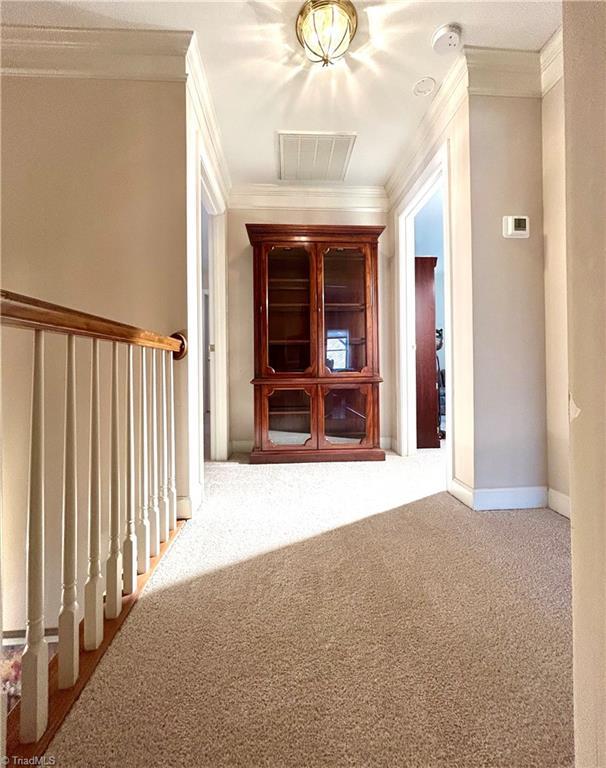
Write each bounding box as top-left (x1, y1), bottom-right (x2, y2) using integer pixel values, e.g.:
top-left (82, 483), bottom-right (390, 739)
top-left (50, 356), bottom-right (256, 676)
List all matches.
top-left (502, 215), bottom-right (530, 238)
top-left (431, 24), bottom-right (462, 55)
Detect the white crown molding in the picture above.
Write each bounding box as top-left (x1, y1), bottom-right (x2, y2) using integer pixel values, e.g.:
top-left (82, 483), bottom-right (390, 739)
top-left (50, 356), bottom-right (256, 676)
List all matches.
top-left (386, 53), bottom-right (468, 208)
top-left (540, 28), bottom-right (563, 96)
top-left (0, 24), bottom-right (192, 81)
top-left (229, 183), bottom-right (389, 213)
top-left (386, 45), bottom-right (543, 209)
top-left (465, 46), bottom-right (541, 98)
top-left (186, 34), bottom-right (231, 208)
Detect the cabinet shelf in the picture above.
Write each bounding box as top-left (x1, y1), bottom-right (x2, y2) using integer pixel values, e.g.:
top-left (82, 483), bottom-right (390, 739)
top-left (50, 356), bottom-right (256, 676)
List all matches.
top-left (325, 303), bottom-right (365, 312)
top-left (269, 409), bottom-right (310, 416)
top-left (270, 303), bottom-right (310, 309)
top-left (269, 339), bottom-right (310, 345)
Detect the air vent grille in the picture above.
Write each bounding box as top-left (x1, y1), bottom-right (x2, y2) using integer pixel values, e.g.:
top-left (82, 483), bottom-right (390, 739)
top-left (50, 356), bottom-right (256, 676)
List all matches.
top-left (278, 131), bottom-right (356, 182)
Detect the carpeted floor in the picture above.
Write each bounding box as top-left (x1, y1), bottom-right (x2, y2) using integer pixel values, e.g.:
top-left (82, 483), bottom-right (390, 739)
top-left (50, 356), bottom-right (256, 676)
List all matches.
top-left (47, 452), bottom-right (573, 767)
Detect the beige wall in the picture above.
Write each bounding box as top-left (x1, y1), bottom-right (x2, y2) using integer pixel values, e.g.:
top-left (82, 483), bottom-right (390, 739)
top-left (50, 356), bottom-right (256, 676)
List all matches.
top-left (391, 98), bottom-right (475, 488)
top-left (541, 78), bottom-right (569, 499)
top-left (448, 99), bottom-right (475, 489)
top-left (392, 91), bottom-right (547, 496)
top-left (562, 2), bottom-right (606, 763)
top-left (1, 76), bottom-right (187, 630)
top-left (469, 95), bottom-right (547, 490)
top-left (226, 208), bottom-right (393, 450)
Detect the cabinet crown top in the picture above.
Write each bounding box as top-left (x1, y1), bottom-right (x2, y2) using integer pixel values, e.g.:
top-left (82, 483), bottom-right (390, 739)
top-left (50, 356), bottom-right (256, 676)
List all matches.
top-left (246, 223), bottom-right (385, 246)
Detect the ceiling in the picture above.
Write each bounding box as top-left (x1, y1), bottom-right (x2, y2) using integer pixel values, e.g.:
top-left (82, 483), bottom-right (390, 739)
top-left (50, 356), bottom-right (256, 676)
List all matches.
top-left (2, 1), bottom-right (562, 188)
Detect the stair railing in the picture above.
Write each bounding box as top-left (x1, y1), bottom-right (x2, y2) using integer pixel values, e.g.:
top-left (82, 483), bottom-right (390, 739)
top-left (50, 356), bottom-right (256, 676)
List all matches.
top-left (0, 290), bottom-right (187, 757)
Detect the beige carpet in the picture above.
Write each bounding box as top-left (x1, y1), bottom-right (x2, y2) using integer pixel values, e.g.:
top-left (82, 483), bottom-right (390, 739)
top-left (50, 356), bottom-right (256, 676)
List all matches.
top-left (47, 454), bottom-right (573, 767)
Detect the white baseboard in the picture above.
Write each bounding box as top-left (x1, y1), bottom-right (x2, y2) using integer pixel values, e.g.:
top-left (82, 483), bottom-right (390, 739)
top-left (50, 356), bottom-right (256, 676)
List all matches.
top-left (448, 478), bottom-right (474, 508)
top-left (449, 479), bottom-right (548, 511)
top-left (230, 440), bottom-right (254, 454)
top-left (473, 485), bottom-right (548, 511)
top-left (380, 436), bottom-right (393, 451)
top-left (548, 488), bottom-right (571, 518)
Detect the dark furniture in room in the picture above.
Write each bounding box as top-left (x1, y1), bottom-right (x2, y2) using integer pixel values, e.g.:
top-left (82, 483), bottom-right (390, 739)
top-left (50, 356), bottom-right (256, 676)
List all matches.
top-left (247, 223), bottom-right (385, 463)
top-left (415, 256), bottom-right (441, 448)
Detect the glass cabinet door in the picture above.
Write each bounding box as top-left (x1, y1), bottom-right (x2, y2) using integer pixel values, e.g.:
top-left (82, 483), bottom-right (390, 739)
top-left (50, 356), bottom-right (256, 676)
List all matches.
top-left (320, 246), bottom-right (369, 375)
top-left (321, 385), bottom-right (370, 447)
top-left (262, 386), bottom-right (316, 449)
top-left (266, 245), bottom-right (315, 375)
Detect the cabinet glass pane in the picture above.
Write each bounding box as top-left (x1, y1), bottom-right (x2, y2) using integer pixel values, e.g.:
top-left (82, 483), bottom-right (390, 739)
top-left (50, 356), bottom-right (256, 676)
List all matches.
top-left (268, 246), bottom-right (311, 373)
top-left (324, 388), bottom-right (366, 445)
top-left (268, 389), bottom-right (311, 446)
top-left (323, 248), bottom-right (366, 373)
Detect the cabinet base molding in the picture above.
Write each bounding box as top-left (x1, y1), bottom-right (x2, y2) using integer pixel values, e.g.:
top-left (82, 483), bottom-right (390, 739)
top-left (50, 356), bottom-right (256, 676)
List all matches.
top-left (250, 448), bottom-right (386, 464)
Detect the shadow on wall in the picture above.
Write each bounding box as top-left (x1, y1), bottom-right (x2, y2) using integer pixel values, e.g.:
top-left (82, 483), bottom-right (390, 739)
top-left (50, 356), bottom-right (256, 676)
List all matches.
top-left (48, 493), bottom-right (573, 768)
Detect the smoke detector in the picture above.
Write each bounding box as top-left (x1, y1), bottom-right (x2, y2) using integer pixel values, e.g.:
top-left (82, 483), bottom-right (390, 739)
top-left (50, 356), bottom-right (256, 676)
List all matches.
top-left (431, 24), bottom-right (462, 55)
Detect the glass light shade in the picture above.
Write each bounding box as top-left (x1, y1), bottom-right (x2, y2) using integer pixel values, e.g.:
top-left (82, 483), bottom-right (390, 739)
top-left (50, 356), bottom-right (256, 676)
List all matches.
top-left (296, 0), bottom-right (357, 66)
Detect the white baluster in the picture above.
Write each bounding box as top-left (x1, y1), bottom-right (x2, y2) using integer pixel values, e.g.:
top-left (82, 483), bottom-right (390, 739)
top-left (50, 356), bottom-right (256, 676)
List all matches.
top-left (122, 345), bottom-right (138, 593)
top-left (148, 349), bottom-right (161, 554)
top-left (84, 338), bottom-right (103, 651)
top-left (137, 347), bottom-right (150, 573)
top-left (105, 342), bottom-right (122, 619)
top-left (1, 405), bottom-right (6, 760)
top-left (159, 351), bottom-right (170, 541)
top-left (58, 335), bottom-right (79, 689)
top-left (168, 351), bottom-right (177, 531)
top-left (20, 330), bottom-right (48, 743)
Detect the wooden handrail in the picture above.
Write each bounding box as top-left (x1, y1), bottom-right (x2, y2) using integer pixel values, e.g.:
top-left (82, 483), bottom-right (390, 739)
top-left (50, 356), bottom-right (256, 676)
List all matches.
top-left (0, 290), bottom-right (186, 357)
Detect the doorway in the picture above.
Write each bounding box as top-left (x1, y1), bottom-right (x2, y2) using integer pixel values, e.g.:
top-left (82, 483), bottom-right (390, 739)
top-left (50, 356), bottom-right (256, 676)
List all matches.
top-left (414, 184), bottom-right (446, 447)
top-left (395, 145), bottom-right (452, 472)
top-left (201, 205), bottom-right (211, 461)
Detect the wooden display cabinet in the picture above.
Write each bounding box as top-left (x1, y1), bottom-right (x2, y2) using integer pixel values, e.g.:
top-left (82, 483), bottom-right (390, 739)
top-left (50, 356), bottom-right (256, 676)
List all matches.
top-left (247, 223), bottom-right (385, 463)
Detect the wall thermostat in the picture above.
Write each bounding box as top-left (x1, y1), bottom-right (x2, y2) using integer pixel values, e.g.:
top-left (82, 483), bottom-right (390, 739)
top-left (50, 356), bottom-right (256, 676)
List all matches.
top-left (503, 215), bottom-right (529, 238)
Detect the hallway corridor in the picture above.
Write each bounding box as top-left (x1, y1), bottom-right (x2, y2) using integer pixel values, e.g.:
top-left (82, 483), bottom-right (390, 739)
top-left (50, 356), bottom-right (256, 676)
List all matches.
top-left (46, 453), bottom-right (573, 767)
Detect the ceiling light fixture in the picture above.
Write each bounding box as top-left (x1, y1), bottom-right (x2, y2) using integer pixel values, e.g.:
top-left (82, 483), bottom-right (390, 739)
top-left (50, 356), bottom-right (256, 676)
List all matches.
top-left (296, 0), bottom-right (358, 67)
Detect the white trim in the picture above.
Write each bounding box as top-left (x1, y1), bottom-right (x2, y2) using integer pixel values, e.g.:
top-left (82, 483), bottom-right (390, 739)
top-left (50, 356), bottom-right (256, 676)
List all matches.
top-left (386, 55), bottom-right (468, 208)
top-left (449, 481), bottom-right (548, 511)
top-left (186, 35), bottom-right (231, 208)
top-left (0, 24), bottom-right (192, 81)
top-left (185, 35), bottom-right (230, 469)
top-left (386, 46), bottom-right (542, 210)
top-left (449, 479), bottom-right (474, 509)
top-left (464, 46), bottom-right (541, 98)
top-left (207, 212), bottom-right (230, 461)
top-left (473, 486), bottom-right (548, 511)
top-left (548, 488), bottom-right (571, 519)
top-left (231, 440), bottom-right (254, 455)
top-left (540, 28), bottom-right (563, 96)
top-left (229, 183), bottom-right (388, 213)
top-left (380, 437), bottom-right (393, 451)
top-left (394, 144), bottom-right (452, 492)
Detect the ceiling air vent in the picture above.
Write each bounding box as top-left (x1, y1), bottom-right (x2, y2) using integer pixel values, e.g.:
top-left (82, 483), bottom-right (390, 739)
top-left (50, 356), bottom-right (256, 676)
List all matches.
top-left (278, 131), bottom-right (357, 182)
